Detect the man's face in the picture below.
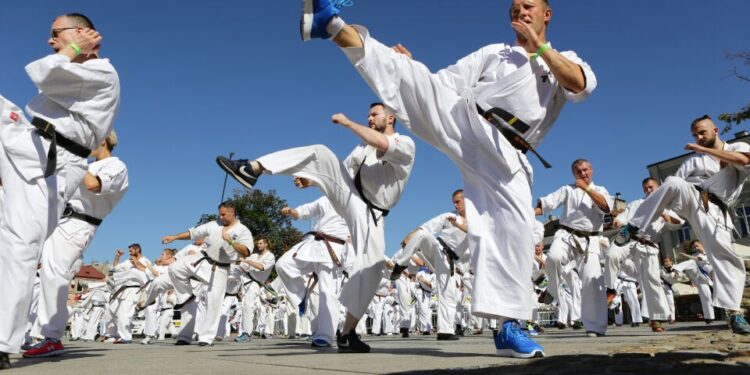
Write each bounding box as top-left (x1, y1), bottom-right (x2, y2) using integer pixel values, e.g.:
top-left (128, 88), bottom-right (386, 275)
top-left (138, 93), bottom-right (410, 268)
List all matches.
top-left (452, 192), bottom-right (465, 215)
top-left (534, 243), bottom-right (544, 255)
top-left (48, 16), bottom-right (79, 52)
top-left (256, 239), bottom-right (267, 251)
top-left (128, 246), bottom-right (139, 258)
top-left (509, 0), bottom-right (551, 36)
top-left (159, 251), bottom-right (173, 263)
top-left (572, 162), bottom-right (593, 185)
top-left (367, 105), bottom-right (391, 133)
top-left (218, 207), bottom-right (236, 226)
top-left (691, 120), bottom-right (718, 148)
top-left (692, 241), bottom-right (705, 254)
top-left (663, 258), bottom-right (673, 268)
top-left (642, 180), bottom-right (659, 197)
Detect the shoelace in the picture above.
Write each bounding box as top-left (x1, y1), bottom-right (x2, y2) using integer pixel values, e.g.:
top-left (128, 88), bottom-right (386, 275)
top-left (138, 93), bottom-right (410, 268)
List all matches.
top-left (333, 0), bottom-right (354, 8)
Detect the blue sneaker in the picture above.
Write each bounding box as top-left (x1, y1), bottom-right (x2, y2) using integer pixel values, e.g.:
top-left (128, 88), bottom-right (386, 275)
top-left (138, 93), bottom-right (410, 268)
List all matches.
top-left (234, 333), bottom-right (251, 342)
top-left (613, 224), bottom-right (638, 246)
top-left (494, 321), bottom-right (545, 358)
top-left (730, 314), bottom-right (750, 335)
top-left (300, 0), bottom-right (353, 41)
top-left (311, 338), bottom-right (331, 347)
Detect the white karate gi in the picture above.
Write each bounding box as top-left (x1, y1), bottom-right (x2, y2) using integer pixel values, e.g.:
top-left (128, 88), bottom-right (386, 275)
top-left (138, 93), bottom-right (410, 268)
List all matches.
top-left (32, 156), bottom-right (128, 341)
top-left (605, 199), bottom-right (681, 323)
top-left (236, 250), bottom-right (275, 336)
top-left (0, 53), bottom-right (120, 353)
top-left (109, 257), bottom-right (150, 341)
top-left (394, 272), bottom-right (415, 331)
top-left (660, 267), bottom-right (681, 321)
top-left (276, 196), bottom-right (350, 344)
top-left (169, 220), bottom-right (253, 344)
top-left (341, 25), bottom-right (595, 321)
top-left (539, 183), bottom-right (612, 334)
top-left (630, 142), bottom-right (750, 310)
top-left (674, 258), bottom-right (716, 320)
top-left (616, 268), bottom-right (643, 324)
top-left (415, 270), bottom-right (434, 333)
top-left (395, 212), bottom-right (467, 334)
top-left (256, 131), bottom-right (414, 320)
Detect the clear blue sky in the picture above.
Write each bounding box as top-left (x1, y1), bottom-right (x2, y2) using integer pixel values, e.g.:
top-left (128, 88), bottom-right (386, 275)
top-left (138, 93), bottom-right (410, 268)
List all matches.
top-left (1, 1), bottom-right (748, 263)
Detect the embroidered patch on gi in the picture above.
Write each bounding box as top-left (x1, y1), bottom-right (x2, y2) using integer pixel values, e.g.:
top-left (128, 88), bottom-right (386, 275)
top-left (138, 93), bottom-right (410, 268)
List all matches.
top-left (9, 112), bottom-right (20, 122)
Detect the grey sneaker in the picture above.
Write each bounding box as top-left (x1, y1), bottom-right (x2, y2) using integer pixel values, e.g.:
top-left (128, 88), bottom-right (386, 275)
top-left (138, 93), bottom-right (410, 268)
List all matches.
top-left (216, 156), bottom-right (258, 189)
top-left (730, 314), bottom-right (750, 335)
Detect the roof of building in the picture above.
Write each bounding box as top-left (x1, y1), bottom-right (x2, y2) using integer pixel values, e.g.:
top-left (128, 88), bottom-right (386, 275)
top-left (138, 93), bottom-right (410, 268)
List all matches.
top-left (75, 265), bottom-right (106, 280)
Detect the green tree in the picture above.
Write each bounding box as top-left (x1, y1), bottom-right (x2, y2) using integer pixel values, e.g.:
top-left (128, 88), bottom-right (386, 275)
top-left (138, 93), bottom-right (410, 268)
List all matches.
top-left (199, 189), bottom-right (303, 258)
top-left (719, 51), bottom-right (750, 134)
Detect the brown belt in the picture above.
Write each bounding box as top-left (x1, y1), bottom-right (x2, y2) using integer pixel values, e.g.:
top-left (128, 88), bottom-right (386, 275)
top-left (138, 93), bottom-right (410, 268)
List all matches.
top-left (295, 231), bottom-right (345, 267)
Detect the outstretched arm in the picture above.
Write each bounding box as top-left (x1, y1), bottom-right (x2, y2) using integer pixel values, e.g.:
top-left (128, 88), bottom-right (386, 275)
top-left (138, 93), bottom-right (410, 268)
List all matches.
top-left (332, 113), bottom-right (389, 153)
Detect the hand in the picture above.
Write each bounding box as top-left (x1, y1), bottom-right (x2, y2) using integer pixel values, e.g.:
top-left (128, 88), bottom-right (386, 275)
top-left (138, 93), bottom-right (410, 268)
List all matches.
top-left (331, 113), bottom-right (352, 127)
top-left (161, 236), bottom-right (175, 244)
top-left (612, 221), bottom-right (622, 229)
top-left (281, 207), bottom-right (293, 216)
top-left (685, 143), bottom-right (706, 153)
top-left (392, 43), bottom-right (413, 59)
top-left (293, 177), bottom-right (314, 189)
top-left (114, 249), bottom-right (124, 257)
top-left (447, 216), bottom-right (458, 226)
top-left (222, 227), bottom-right (233, 242)
top-left (59, 28), bottom-right (102, 55)
top-left (510, 21), bottom-right (543, 52)
top-left (575, 178), bottom-right (589, 191)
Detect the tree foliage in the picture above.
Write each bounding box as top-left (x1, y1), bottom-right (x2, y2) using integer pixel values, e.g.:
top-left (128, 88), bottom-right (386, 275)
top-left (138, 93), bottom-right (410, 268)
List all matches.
top-left (198, 188), bottom-right (303, 258)
top-left (719, 51), bottom-right (750, 134)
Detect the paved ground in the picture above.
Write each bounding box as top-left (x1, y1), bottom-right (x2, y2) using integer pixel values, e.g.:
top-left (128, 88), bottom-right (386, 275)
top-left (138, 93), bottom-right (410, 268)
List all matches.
top-left (6, 322), bottom-right (750, 374)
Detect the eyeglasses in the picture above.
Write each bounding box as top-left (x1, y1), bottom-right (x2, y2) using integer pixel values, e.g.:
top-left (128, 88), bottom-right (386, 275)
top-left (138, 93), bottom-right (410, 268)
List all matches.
top-left (50, 27), bottom-right (76, 38)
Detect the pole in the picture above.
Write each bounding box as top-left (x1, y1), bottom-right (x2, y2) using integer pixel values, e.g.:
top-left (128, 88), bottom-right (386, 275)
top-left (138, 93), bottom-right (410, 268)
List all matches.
top-left (220, 152), bottom-right (234, 203)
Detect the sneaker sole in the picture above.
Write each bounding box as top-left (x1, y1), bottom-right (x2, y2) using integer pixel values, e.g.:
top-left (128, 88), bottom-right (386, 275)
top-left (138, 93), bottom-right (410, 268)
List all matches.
top-left (496, 348), bottom-right (545, 358)
top-left (23, 349), bottom-right (66, 358)
top-left (216, 158), bottom-right (255, 189)
top-left (301, 0), bottom-right (312, 41)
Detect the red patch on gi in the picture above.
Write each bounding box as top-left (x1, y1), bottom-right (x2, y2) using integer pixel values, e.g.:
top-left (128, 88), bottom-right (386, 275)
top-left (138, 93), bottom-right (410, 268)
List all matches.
top-left (9, 112), bottom-right (20, 122)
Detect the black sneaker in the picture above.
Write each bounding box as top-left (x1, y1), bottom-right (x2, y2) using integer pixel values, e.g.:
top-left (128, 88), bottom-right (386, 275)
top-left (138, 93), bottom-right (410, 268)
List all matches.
top-left (572, 320), bottom-right (584, 330)
top-left (556, 322), bottom-right (567, 330)
top-left (389, 264), bottom-right (407, 281)
top-left (174, 339), bottom-right (190, 346)
top-left (400, 328), bottom-right (409, 338)
top-left (216, 156), bottom-right (258, 189)
top-left (437, 333), bottom-right (459, 341)
top-left (455, 325), bottom-right (464, 336)
top-left (337, 331), bottom-right (370, 353)
top-left (198, 342), bottom-right (213, 347)
top-left (0, 352), bottom-right (10, 370)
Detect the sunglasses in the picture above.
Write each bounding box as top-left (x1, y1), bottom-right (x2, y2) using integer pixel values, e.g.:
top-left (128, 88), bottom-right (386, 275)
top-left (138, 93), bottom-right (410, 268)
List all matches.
top-left (50, 27), bottom-right (77, 38)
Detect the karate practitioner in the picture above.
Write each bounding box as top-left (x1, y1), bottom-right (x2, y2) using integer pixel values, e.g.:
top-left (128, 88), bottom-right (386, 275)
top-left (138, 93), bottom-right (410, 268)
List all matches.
top-left (604, 178), bottom-right (682, 332)
top-left (25, 131), bottom-right (128, 357)
top-left (674, 240), bottom-right (716, 323)
top-left (535, 159), bottom-right (612, 337)
top-left (0, 13), bottom-right (120, 367)
top-left (391, 189), bottom-right (468, 340)
top-left (140, 249), bottom-right (177, 344)
top-left (234, 237), bottom-right (276, 342)
top-left (660, 257), bottom-right (681, 323)
top-left (276, 192), bottom-right (351, 347)
top-left (106, 245), bottom-right (151, 343)
top-left (216, 102), bottom-right (415, 352)
top-left (161, 201), bottom-right (254, 345)
top-left (616, 115), bottom-right (750, 334)
top-left (300, 0), bottom-right (595, 358)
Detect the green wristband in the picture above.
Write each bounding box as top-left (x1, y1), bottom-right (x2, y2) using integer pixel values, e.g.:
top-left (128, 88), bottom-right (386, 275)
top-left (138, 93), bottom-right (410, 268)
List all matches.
top-left (68, 42), bottom-right (81, 56)
top-left (531, 43), bottom-right (551, 60)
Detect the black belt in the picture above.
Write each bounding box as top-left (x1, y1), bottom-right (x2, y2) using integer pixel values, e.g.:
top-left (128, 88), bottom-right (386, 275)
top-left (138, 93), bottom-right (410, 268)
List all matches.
top-left (225, 292), bottom-right (240, 298)
top-left (694, 185), bottom-right (729, 216)
top-left (192, 251), bottom-right (232, 270)
top-left (31, 117), bottom-right (92, 178)
top-left (109, 285), bottom-right (139, 302)
top-left (243, 271), bottom-right (262, 287)
top-left (297, 231), bottom-right (345, 267)
top-left (354, 156), bottom-right (390, 226)
top-left (62, 203), bottom-right (102, 226)
top-left (559, 225), bottom-right (600, 238)
top-left (617, 276), bottom-right (638, 284)
top-left (436, 237), bottom-right (459, 276)
top-left (476, 105), bottom-right (551, 169)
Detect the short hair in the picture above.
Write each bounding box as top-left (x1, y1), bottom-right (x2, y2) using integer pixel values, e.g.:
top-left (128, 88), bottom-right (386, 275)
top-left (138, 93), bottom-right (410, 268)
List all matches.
top-left (58, 13), bottom-right (95, 29)
top-left (256, 236), bottom-right (271, 249)
top-left (452, 189), bottom-right (464, 198)
top-left (105, 130), bottom-right (118, 151)
top-left (163, 248), bottom-right (176, 258)
top-left (663, 256), bottom-right (673, 263)
top-left (571, 159), bottom-right (590, 171)
top-left (370, 102), bottom-right (397, 129)
top-left (128, 243), bottom-right (142, 253)
top-left (642, 177), bottom-right (659, 186)
top-left (218, 201), bottom-right (236, 211)
top-left (690, 114), bottom-right (712, 129)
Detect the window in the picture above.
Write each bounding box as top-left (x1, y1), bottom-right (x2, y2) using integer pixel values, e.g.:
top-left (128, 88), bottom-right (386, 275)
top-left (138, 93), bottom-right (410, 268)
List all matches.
top-left (677, 223), bottom-right (692, 244)
top-left (735, 205), bottom-right (750, 238)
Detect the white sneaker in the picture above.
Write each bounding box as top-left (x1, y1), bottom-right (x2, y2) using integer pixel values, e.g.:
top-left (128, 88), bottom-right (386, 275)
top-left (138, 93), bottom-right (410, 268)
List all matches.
top-left (103, 337), bottom-right (117, 343)
top-left (140, 336), bottom-right (154, 345)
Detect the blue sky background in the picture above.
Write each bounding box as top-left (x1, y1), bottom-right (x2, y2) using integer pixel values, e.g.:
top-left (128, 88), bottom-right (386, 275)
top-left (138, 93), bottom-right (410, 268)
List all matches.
top-left (1, 1), bottom-right (748, 263)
